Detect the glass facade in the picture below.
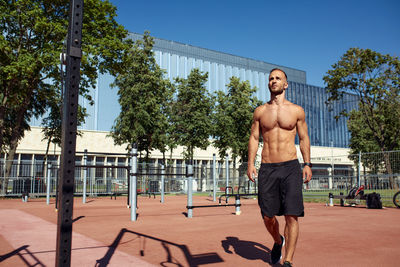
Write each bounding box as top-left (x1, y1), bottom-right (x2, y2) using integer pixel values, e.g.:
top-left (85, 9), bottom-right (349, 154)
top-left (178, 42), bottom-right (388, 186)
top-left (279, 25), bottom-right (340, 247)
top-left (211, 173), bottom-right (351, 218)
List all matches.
top-left (30, 32), bottom-right (356, 148)
top-left (287, 82), bottom-right (357, 148)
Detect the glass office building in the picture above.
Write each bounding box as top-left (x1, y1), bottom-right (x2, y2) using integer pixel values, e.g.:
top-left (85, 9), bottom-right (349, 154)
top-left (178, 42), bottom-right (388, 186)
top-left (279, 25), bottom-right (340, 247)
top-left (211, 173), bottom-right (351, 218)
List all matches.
top-left (287, 82), bottom-right (357, 148)
top-left (31, 32), bottom-right (357, 148)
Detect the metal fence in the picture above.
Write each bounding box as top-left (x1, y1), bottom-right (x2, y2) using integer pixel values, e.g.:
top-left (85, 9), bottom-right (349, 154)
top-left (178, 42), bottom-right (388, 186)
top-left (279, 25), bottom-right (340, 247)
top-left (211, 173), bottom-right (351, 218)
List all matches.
top-left (1, 150), bottom-right (399, 204)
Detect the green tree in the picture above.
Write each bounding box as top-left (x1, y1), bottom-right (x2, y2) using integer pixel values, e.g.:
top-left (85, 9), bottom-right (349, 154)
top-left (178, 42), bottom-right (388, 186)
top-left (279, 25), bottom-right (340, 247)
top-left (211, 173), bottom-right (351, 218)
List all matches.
top-left (0, 0), bottom-right (131, 193)
top-left (110, 32), bottom-right (175, 161)
top-left (323, 47), bottom-right (400, 188)
top-left (172, 69), bottom-right (214, 162)
top-left (212, 90), bottom-right (234, 159)
top-left (41, 90), bottom-right (87, 163)
top-left (213, 77), bottom-right (261, 162)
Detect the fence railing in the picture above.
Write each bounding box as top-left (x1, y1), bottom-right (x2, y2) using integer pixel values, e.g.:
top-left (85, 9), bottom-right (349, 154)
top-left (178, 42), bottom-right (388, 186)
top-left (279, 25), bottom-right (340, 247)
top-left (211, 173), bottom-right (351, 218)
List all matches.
top-left (1, 150), bottom-right (399, 203)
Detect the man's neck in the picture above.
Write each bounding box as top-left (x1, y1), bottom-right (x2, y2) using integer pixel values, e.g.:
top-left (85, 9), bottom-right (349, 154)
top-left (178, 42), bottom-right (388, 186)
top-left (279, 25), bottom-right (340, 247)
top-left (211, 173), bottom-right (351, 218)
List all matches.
top-left (269, 92), bottom-right (286, 105)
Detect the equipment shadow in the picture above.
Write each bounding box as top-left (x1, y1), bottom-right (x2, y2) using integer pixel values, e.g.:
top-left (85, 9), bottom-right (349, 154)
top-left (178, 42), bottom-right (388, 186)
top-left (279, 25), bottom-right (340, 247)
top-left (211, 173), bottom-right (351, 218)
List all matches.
top-left (221, 236), bottom-right (273, 265)
top-left (0, 245), bottom-right (46, 266)
top-left (95, 228), bottom-right (224, 267)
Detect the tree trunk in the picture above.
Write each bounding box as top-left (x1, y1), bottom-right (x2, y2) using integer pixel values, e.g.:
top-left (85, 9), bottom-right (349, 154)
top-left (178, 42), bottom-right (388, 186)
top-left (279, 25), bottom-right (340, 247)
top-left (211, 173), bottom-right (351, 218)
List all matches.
top-left (1, 95), bottom-right (31, 195)
top-left (0, 105), bottom-right (6, 151)
top-left (2, 139), bottom-right (18, 195)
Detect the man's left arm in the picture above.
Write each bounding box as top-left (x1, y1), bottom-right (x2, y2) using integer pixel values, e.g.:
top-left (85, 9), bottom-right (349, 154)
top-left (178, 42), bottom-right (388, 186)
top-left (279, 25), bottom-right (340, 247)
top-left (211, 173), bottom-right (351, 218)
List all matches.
top-left (296, 107), bottom-right (312, 183)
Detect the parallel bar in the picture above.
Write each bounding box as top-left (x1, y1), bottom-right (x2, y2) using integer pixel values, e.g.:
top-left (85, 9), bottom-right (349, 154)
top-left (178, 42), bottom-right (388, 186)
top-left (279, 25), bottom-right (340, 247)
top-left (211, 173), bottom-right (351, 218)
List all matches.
top-left (55, 1), bottom-right (84, 266)
top-left (186, 204), bottom-right (240, 208)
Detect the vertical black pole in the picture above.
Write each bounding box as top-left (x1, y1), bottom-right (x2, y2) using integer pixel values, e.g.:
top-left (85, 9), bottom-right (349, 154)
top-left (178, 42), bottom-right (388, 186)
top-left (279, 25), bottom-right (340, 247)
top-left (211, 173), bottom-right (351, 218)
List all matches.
top-left (55, 1), bottom-right (83, 266)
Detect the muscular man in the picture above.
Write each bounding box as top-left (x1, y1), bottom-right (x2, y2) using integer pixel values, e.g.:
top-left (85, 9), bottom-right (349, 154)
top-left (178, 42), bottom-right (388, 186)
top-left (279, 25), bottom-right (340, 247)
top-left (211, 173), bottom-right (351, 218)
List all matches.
top-left (247, 68), bottom-right (312, 267)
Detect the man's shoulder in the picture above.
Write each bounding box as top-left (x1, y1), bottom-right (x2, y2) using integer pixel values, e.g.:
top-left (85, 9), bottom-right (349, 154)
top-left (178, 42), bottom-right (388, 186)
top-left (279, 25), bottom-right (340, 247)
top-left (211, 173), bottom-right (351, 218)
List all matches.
top-left (254, 103), bottom-right (267, 113)
top-left (285, 101), bottom-right (304, 111)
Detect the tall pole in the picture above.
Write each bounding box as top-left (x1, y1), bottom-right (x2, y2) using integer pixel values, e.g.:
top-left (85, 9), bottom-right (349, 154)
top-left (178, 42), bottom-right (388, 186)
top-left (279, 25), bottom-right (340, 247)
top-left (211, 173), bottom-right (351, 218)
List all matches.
top-left (225, 154), bottom-right (229, 190)
top-left (187, 164), bottom-right (194, 218)
top-left (160, 164), bottom-right (165, 203)
top-left (212, 154), bottom-right (216, 202)
top-left (46, 163), bottom-right (51, 205)
top-left (82, 149), bottom-right (87, 203)
top-left (55, 1), bottom-right (83, 266)
top-left (358, 151), bottom-right (361, 187)
top-left (130, 144), bottom-right (138, 221)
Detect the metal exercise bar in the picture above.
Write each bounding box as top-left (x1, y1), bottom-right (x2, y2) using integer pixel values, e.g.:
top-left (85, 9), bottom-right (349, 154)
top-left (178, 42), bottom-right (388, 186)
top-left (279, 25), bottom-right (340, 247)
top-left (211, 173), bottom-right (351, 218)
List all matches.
top-left (55, 1), bottom-right (83, 266)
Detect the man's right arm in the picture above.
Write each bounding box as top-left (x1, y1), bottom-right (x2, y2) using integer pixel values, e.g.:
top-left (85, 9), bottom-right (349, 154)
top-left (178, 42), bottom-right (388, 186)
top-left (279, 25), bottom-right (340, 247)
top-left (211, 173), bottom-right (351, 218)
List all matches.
top-left (247, 108), bottom-right (260, 182)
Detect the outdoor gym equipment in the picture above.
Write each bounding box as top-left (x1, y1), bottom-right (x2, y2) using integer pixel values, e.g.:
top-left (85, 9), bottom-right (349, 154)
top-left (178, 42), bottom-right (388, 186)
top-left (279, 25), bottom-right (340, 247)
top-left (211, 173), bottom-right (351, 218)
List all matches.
top-left (328, 185), bottom-right (366, 206)
top-left (186, 165), bottom-right (242, 218)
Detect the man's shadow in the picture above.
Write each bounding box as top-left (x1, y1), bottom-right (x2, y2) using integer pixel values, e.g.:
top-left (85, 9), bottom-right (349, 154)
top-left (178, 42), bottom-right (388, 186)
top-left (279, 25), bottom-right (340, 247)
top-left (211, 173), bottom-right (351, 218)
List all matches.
top-left (221, 236), bottom-right (272, 264)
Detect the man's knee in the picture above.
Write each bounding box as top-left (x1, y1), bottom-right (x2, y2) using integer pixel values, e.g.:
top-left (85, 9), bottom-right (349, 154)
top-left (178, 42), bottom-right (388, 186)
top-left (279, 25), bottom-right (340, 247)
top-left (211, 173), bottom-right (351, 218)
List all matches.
top-left (263, 215), bottom-right (276, 224)
top-left (284, 215), bottom-right (298, 225)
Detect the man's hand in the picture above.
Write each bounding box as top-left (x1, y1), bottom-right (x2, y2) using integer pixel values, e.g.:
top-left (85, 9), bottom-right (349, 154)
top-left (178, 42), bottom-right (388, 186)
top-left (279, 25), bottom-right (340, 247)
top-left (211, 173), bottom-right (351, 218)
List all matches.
top-left (247, 165), bottom-right (257, 182)
top-left (302, 166), bottom-right (312, 183)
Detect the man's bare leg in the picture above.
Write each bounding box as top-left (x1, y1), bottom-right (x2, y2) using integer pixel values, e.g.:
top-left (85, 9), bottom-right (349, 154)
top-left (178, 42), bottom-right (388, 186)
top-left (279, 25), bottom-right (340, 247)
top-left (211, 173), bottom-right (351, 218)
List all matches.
top-left (263, 215), bottom-right (282, 244)
top-left (283, 215), bottom-right (299, 263)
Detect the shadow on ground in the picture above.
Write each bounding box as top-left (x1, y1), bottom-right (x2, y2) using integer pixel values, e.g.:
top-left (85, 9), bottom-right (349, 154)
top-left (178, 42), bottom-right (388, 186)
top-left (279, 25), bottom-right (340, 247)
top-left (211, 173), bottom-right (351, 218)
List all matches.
top-left (95, 228), bottom-right (224, 267)
top-left (221, 236), bottom-right (272, 264)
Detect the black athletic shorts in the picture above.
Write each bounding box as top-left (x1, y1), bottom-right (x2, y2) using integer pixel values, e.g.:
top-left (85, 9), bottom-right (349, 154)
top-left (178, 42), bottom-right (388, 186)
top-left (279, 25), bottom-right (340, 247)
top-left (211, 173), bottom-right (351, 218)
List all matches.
top-left (257, 159), bottom-right (304, 218)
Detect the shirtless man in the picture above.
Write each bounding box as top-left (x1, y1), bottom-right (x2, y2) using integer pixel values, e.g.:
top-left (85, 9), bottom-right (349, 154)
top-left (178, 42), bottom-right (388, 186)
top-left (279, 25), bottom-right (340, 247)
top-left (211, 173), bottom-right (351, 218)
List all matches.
top-left (247, 68), bottom-right (312, 267)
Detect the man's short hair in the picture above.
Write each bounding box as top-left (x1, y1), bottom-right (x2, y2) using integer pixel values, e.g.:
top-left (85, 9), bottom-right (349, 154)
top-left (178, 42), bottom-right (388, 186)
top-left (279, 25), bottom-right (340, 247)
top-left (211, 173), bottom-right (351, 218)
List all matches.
top-left (269, 68), bottom-right (288, 80)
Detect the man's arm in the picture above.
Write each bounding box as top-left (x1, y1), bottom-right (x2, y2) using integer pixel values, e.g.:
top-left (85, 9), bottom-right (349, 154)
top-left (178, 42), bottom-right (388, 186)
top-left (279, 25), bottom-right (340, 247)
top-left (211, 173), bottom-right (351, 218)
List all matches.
top-left (247, 108), bottom-right (260, 182)
top-left (296, 106), bottom-right (312, 183)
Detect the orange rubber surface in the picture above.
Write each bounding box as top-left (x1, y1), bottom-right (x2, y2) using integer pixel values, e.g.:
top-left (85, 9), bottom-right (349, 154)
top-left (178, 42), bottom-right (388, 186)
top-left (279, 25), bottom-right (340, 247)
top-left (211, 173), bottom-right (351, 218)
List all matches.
top-left (1, 195), bottom-right (399, 266)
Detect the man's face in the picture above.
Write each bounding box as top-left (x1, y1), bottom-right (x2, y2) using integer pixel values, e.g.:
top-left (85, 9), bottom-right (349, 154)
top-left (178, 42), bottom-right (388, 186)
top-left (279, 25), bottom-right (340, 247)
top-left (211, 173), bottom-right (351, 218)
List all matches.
top-left (268, 70), bottom-right (288, 94)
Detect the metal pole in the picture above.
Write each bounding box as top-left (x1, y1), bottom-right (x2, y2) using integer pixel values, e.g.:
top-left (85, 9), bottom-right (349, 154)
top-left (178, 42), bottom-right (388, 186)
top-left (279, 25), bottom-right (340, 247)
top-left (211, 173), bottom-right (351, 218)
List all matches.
top-left (187, 164), bottom-right (194, 218)
top-left (90, 157), bottom-right (94, 196)
top-left (130, 145), bottom-right (138, 221)
top-left (225, 154), bottom-right (229, 190)
top-left (213, 154), bottom-right (216, 202)
top-left (160, 164), bottom-right (165, 203)
top-left (235, 195), bottom-right (241, 215)
top-left (46, 163), bottom-right (51, 205)
top-left (358, 151), bottom-right (361, 187)
top-left (82, 149), bottom-right (87, 203)
top-left (331, 140), bottom-right (334, 182)
top-left (55, 1), bottom-right (83, 266)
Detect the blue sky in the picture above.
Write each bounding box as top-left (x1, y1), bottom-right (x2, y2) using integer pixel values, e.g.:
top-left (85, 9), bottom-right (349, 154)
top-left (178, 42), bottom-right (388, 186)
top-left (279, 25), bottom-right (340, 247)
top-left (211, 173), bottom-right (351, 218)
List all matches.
top-left (109, 0), bottom-right (399, 87)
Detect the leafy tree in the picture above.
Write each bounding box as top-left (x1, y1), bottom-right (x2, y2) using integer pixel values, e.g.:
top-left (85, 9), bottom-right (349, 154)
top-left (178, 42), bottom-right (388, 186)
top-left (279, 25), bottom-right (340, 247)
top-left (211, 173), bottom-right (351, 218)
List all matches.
top-left (110, 31), bottom-right (175, 162)
top-left (41, 90), bottom-right (87, 163)
top-left (213, 77), bottom-right (261, 162)
top-left (172, 69), bottom-right (214, 162)
top-left (212, 91), bottom-right (234, 159)
top-left (0, 0), bottom-right (132, 193)
top-left (323, 48), bottom-right (400, 188)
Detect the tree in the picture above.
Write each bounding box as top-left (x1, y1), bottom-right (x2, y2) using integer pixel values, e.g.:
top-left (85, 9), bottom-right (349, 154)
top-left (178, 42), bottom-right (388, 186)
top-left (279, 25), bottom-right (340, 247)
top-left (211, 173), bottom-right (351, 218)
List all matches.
top-left (172, 69), bottom-right (214, 162)
top-left (323, 48), bottom-right (400, 188)
top-left (212, 90), bottom-right (234, 159)
top-left (41, 91), bottom-right (87, 163)
top-left (110, 32), bottom-right (175, 162)
top-left (212, 77), bottom-right (261, 163)
top-left (0, 0), bottom-right (132, 193)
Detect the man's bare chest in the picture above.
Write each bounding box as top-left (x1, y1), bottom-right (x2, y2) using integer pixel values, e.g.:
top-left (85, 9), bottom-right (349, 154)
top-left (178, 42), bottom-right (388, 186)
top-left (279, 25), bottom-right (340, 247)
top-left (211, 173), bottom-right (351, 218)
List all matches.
top-left (259, 108), bottom-right (297, 131)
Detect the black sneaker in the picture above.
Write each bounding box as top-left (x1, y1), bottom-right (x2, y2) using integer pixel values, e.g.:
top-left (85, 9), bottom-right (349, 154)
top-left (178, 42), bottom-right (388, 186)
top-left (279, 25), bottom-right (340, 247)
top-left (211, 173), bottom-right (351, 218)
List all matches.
top-left (283, 261), bottom-right (293, 267)
top-left (270, 235), bottom-right (285, 264)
